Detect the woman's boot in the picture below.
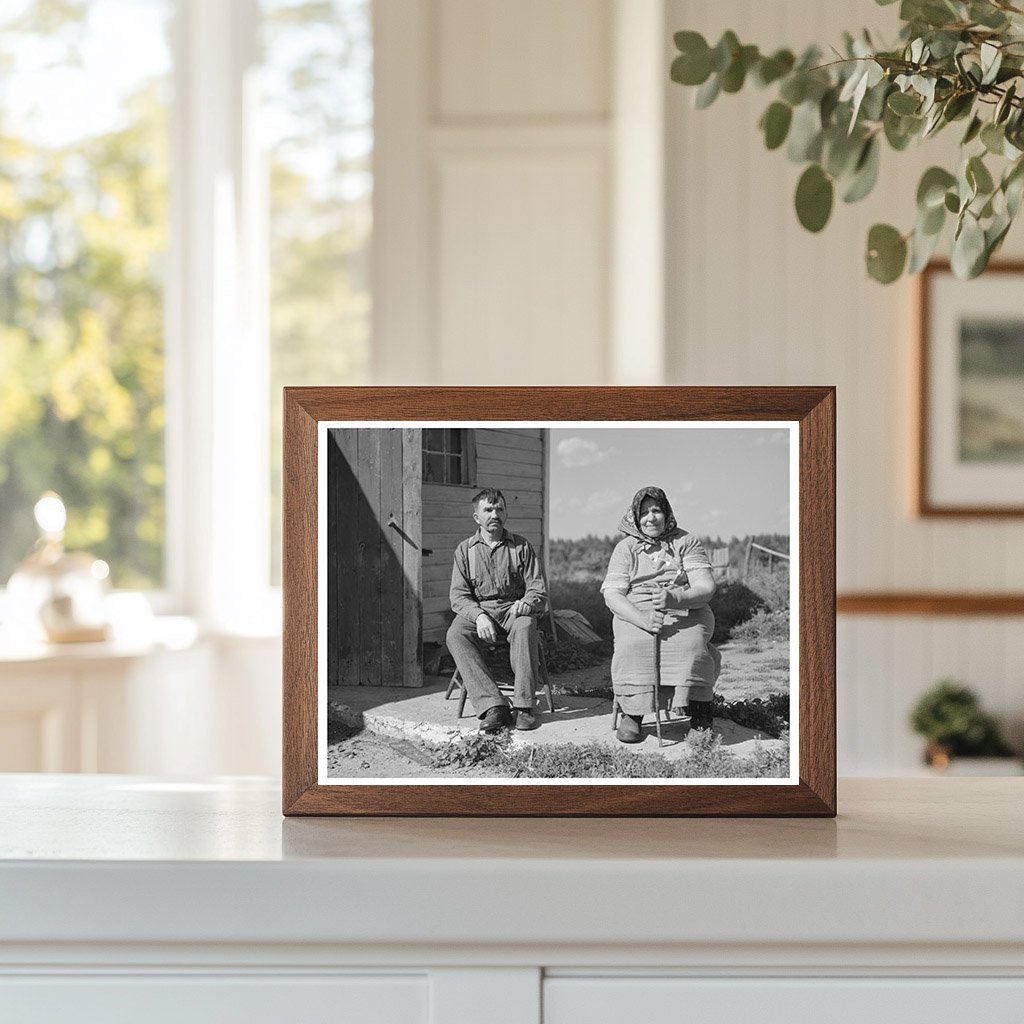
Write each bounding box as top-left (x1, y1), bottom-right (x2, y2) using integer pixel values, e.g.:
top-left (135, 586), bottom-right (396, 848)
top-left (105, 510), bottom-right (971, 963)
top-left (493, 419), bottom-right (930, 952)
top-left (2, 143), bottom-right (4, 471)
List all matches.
top-left (686, 700), bottom-right (714, 732)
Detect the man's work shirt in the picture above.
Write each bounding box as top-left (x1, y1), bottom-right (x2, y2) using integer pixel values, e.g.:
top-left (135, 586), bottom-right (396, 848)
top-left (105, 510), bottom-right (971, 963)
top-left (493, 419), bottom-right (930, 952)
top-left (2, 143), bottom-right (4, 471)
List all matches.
top-left (449, 529), bottom-right (548, 623)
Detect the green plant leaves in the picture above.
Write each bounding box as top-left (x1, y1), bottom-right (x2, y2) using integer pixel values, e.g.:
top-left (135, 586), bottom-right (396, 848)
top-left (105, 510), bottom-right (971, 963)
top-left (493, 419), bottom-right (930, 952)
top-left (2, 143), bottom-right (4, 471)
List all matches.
top-left (967, 154), bottom-right (994, 196)
top-left (866, 224), bottom-right (907, 283)
top-left (888, 90), bottom-right (921, 115)
top-left (753, 49), bottom-right (795, 87)
top-left (842, 137), bottom-right (880, 202)
top-left (951, 211), bottom-right (987, 278)
top-left (981, 122), bottom-right (1006, 155)
top-left (759, 101), bottom-right (792, 150)
top-left (671, 31), bottom-right (713, 86)
top-left (917, 166), bottom-right (957, 210)
top-left (795, 164), bottom-right (834, 232)
top-left (787, 100), bottom-right (823, 162)
top-left (669, 11), bottom-right (1024, 284)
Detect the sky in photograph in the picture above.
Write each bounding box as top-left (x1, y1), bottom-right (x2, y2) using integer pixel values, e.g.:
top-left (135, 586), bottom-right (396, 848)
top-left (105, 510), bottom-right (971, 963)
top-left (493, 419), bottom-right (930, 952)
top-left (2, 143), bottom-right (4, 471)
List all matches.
top-left (546, 426), bottom-right (791, 541)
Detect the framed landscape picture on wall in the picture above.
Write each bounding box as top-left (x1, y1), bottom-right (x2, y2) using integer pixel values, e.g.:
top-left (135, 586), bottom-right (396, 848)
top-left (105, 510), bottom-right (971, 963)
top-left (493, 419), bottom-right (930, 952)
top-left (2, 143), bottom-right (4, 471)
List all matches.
top-left (281, 387), bottom-right (836, 817)
top-left (917, 262), bottom-right (1024, 516)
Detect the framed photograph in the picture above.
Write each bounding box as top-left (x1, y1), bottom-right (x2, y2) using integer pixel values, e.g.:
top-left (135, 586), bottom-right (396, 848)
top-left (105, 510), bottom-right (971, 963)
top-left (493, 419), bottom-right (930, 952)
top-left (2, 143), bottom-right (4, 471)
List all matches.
top-left (282, 387), bottom-right (835, 816)
top-left (917, 261), bottom-right (1024, 516)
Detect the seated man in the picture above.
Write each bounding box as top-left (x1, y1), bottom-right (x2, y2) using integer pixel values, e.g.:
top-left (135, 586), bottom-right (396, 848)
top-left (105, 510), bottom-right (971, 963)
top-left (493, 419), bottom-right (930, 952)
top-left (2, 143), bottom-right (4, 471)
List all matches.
top-left (446, 488), bottom-right (547, 733)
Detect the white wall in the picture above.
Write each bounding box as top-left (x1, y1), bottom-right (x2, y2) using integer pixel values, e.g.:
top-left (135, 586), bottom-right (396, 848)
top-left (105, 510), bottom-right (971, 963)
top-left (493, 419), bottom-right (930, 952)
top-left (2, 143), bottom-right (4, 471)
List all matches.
top-left (664, 0), bottom-right (1024, 772)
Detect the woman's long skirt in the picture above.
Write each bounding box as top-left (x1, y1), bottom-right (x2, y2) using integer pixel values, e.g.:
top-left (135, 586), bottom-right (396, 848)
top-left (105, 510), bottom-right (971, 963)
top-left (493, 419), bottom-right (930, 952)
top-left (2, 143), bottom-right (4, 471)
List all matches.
top-left (611, 603), bottom-right (720, 715)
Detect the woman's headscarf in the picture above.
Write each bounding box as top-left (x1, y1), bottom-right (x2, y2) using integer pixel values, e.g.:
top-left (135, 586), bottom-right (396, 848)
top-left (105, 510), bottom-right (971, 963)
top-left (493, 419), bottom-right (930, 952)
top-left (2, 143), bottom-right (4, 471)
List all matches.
top-left (615, 486), bottom-right (681, 543)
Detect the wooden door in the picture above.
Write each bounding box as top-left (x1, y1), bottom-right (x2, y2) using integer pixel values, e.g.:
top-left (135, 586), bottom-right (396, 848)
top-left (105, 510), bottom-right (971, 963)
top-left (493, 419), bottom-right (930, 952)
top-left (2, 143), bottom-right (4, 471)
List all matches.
top-left (327, 428), bottom-right (422, 688)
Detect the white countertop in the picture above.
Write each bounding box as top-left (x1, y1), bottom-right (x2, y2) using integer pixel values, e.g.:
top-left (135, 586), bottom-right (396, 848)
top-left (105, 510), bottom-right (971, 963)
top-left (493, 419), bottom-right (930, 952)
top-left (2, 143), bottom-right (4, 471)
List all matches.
top-left (1, 776), bottom-right (1023, 952)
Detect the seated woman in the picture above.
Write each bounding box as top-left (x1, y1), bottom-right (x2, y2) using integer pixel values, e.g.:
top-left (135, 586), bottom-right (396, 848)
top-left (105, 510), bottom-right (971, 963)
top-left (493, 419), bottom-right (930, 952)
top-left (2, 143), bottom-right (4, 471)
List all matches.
top-left (601, 486), bottom-right (721, 744)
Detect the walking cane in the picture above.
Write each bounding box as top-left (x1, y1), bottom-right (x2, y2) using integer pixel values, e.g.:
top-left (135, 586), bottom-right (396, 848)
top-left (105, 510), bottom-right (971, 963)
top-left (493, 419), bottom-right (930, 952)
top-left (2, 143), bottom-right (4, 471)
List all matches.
top-left (652, 627), bottom-right (663, 747)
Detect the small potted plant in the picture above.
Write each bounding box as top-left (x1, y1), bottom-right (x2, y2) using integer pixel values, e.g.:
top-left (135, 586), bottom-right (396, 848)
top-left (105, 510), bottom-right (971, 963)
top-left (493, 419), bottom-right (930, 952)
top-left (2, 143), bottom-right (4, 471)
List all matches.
top-left (910, 679), bottom-right (1018, 772)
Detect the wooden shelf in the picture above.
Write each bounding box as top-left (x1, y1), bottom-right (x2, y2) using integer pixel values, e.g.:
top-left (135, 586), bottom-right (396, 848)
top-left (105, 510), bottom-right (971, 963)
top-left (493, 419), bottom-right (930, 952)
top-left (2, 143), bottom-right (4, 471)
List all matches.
top-left (838, 593), bottom-right (1024, 616)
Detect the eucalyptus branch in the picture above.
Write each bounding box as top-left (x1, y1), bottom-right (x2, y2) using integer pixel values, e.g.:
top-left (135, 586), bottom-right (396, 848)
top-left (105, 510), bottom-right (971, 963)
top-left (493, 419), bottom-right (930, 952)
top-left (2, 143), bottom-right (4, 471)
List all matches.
top-left (670, 1), bottom-right (1024, 283)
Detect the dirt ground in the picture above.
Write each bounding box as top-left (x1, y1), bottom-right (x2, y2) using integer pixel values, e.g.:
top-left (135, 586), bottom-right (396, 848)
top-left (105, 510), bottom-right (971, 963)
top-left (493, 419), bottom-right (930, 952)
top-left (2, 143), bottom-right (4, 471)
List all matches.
top-left (325, 638), bottom-right (790, 780)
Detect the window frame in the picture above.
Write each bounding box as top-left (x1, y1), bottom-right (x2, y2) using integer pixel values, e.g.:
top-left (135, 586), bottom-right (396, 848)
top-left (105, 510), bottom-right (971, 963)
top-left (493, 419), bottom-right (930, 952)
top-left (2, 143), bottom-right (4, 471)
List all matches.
top-left (422, 428), bottom-right (476, 487)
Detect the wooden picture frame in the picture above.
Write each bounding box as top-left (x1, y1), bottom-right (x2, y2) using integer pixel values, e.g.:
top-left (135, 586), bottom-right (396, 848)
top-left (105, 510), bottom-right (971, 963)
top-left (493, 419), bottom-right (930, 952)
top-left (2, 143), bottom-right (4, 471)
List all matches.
top-left (916, 261), bottom-right (1024, 517)
top-left (283, 387), bottom-right (836, 816)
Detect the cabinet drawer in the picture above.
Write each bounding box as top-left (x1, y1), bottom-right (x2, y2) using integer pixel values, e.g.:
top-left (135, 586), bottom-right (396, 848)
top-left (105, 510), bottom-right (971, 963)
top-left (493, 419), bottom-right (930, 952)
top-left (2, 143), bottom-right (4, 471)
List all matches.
top-left (0, 974), bottom-right (427, 1024)
top-left (544, 977), bottom-right (1024, 1023)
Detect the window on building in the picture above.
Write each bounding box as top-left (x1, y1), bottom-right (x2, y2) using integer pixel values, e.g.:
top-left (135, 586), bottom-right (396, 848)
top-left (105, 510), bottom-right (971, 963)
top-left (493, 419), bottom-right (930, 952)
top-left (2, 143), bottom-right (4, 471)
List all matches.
top-left (423, 429), bottom-right (474, 485)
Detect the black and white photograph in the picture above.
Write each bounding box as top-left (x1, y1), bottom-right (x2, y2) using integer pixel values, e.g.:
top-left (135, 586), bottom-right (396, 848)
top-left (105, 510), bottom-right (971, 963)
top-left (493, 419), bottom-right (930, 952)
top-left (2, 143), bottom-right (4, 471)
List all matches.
top-left (318, 422), bottom-right (797, 784)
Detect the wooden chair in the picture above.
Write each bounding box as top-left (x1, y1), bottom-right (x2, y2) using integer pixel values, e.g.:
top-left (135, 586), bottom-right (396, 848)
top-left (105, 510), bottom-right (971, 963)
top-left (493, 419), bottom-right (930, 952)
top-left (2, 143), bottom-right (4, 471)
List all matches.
top-left (445, 641), bottom-right (556, 719)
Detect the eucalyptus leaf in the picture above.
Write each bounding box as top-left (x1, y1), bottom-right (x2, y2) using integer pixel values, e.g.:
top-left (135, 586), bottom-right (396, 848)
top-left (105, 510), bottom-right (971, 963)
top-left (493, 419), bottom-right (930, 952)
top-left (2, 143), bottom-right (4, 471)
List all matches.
top-left (754, 49), bottom-right (795, 87)
top-left (884, 106), bottom-right (921, 150)
top-left (671, 38), bottom-right (713, 87)
top-left (888, 91), bottom-right (921, 115)
top-left (1006, 171), bottom-right (1024, 218)
top-left (962, 115), bottom-right (983, 145)
top-left (995, 82), bottom-right (1017, 124)
top-left (795, 164), bottom-right (834, 232)
top-left (842, 137), bottom-right (880, 203)
top-left (866, 223), bottom-right (907, 283)
top-left (721, 45), bottom-right (759, 93)
top-left (861, 80), bottom-right (892, 122)
top-left (922, 103), bottom-right (946, 137)
top-left (917, 166), bottom-right (957, 209)
top-left (942, 92), bottom-right (974, 122)
top-left (787, 101), bottom-right (824, 162)
top-left (710, 31), bottom-right (740, 73)
top-left (951, 211), bottom-right (986, 278)
top-left (908, 221), bottom-right (943, 273)
top-left (944, 190), bottom-right (960, 213)
top-left (823, 128), bottom-right (864, 177)
top-left (779, 74), bottom-right (807, 106)
top-left (967, 154), bottom-right (994, 195)
top-left (981, 122), bottom-right (1005, 155)
top-left (980, 42), bottom-right (1002, 87)
top-left (970, 2), bottom-right (1009, 30)
top-left (980, 43), bottom-right (1002, 86)
top-left (921, 200), bottom-right (946, 235)
top-left (760, 102), bottom-right (793, 150)
top-left (694, 73), bottom-right (721, 109)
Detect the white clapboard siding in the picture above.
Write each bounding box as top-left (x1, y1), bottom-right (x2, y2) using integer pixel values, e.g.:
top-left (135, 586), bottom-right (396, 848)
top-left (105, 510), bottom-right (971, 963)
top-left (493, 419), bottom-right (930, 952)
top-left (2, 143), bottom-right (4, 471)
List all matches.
top-left (667, 0), bottom-right (1024, 775)
top-left (421, 430), bottom-right (546, 643)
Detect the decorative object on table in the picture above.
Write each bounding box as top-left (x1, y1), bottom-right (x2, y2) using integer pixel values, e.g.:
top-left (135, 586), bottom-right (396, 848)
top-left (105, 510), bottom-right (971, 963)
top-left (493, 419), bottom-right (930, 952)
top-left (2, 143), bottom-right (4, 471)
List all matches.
top-left (5, 492), bottom-right (111, 644)
top-left (915, 261), bottom-right (1024, 515)
top-left (281, 386), bottom-right (836, 818)
top-left (909, 679), bottom-right (1017, 770)
top-left (670, 1), bottom-right (1024, 283)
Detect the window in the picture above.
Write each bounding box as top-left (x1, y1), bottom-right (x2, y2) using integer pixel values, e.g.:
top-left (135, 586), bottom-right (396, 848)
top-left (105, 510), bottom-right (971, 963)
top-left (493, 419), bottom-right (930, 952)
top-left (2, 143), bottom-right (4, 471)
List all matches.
top-left (0, 0), bottom-right (374, 625)
top-left (423, 429), bottom-right (474, 485)
top-left (0, 0), bottom-right (172, 590)
top-left (262, 0), bottom-right (373, 583)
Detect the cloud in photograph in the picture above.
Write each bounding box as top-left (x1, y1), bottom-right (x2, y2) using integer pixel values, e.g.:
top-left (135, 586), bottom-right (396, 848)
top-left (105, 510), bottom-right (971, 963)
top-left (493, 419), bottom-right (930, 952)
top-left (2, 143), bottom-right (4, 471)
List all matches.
top-left (582, 489), bottom-right (622, 516)
top-left (556, 436), bottom-right (616, 467)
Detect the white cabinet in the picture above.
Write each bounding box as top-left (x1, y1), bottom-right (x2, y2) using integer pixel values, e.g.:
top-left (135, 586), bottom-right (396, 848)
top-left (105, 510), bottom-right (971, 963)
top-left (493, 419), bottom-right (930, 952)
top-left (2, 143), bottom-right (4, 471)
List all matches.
top-left (544, 978), bottom-right (1024, 1023)
top-left (1, 777), bottom-right (1023, 1023)
top-left (2, 975), bottom-right (428, 1024)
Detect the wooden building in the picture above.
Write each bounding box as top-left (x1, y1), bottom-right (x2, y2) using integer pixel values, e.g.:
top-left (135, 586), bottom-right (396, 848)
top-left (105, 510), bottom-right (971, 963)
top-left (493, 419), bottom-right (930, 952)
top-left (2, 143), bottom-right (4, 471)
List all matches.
top-left (326, 427), bottom-right (547, 689)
